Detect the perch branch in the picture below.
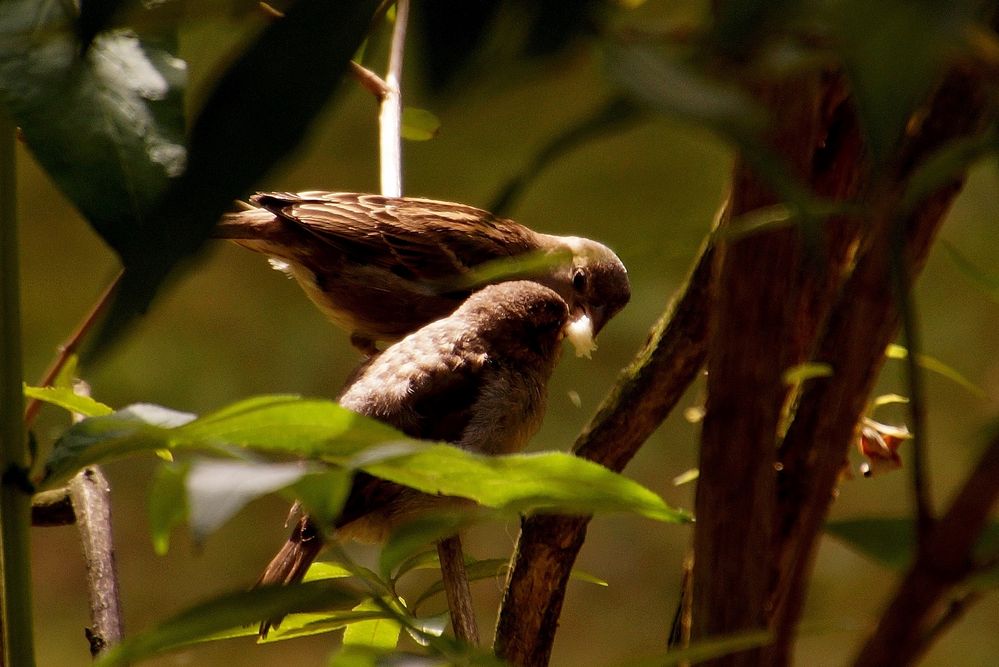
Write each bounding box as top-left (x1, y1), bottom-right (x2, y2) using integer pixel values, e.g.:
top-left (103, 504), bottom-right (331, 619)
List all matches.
top-left (493, 236), bottom-right (715, 665)
top-left (437, 535), bottom-right (479, 645)
top-left (69, 466), bottom-right (124, 657)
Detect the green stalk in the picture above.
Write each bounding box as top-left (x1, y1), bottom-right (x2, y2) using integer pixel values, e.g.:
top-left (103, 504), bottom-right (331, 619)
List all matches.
top-left (0, 110), bottom-right (36, 665)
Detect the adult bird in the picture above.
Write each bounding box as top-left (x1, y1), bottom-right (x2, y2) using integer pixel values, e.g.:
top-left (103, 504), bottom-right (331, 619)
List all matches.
top-left (256, 280), bottom-right (571, 636)
top-left (216, 191), bottom-right (629, 355)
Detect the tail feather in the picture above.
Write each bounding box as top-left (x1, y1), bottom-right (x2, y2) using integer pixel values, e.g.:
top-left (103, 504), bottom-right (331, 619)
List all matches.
top-left (257, 516), bottom-right (325, 638)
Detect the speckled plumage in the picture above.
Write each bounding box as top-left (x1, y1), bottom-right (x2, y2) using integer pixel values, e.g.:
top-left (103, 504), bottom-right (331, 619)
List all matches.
top-left (217, 191), bottom-right (629, 352)
top-left (256, 281), bottom-right (569, 635)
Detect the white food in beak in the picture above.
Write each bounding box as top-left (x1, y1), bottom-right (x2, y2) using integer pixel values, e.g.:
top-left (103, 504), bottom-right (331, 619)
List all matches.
top-left (566, 314), bottom-right (597, 358)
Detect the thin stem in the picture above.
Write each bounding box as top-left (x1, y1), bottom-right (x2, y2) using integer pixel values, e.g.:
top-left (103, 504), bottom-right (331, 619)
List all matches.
top-left (379, 0), bottom-right (408, 197)
top-left (69, 467), bottom-right (123, 656)
top-left (23, 270), bottom-right (123, 428)
top-left (890, 217), bottom-right (934, 544)
top-left (0, 108), bottom-right (36, 666)
top-left (436, 535), bottom-right (479, 645)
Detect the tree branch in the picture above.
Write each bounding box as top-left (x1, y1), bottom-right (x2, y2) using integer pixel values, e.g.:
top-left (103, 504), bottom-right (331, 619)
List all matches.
top-left (69, 466), bottom-right (124, 657)
top-left (770, 61), bottom-right (995, 664)
top-left (437, 535), bottom-right (479, 645)
top-left (493, 235), bottom-right (715, 665)
top-left (853, 433), bottom-right (999, 667)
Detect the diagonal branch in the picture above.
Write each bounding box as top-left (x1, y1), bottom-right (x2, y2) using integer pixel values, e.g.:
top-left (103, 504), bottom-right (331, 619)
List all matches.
top-left (853, 433), bottom-right (999, 666)
top-left (493, 235), bottom-right (715, 665)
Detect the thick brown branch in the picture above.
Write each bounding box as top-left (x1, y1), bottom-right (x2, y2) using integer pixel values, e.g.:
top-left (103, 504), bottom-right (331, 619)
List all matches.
top-left (493, 237), bottom-right (715, 666)
top-left (769, 62), bottom-right (994, 664)
top-left (853, 435), bottom-right (999, 667)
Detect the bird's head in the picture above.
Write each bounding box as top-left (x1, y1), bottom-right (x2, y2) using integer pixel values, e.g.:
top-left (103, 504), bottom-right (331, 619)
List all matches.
top-left (541, 236), bottom-right (630, 357)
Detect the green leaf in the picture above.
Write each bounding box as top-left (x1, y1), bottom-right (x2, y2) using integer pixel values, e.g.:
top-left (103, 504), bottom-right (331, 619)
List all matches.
top-left (47, 396), bottom-right (687, 525)
top-left (827, 518), bottom-right (999, 588)
top-left (93, 0), bottom-right (381, 351)
top-left (871, 393), bottom-right (909, 410)
top-left (289, 468), bottom-right (353, 528)
top-left (183, 459), bottom-right (315, 545)
top-left (885, 344), bottom-right (985, 399)
top-left (95, 581), bottom-right (363, 666)
top-left (43, 396), bottom-right (405, 487)
top-left (401, 107), bottom-right (441, 141)
top-left (831, 0), bottom-right (974, 165)
top-left (413, 558), bottom-right (512, 610)
top-left (357, 444), bottom-right (691, 523)
top-left (23, 385), bottom-right (113, 418)
top-left (149, 462), bottom-right (189, 555)
top-left (0, 2), bottom-right (186, 259)
top-left (380, 511), bottom-right (483, 580)
top-left (342, 599), bottom-right (402, 650)
top-left (782, 362), bottom-right (834, 386)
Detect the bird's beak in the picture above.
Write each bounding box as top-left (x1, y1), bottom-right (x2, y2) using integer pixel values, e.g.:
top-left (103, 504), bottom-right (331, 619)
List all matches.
top-left (588, 305), bottom-right (608, 337)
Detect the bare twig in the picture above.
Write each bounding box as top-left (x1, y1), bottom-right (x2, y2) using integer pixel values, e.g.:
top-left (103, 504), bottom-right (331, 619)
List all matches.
top-left (889, 224), bottom-right (935, 543)
top-left (69, 467), bottom-right (123, 657)
top-left (379, 0), bottom-right (408, 197)
top-left (23, 270), bottom-right (123, 428)
top-left (436, 535), bottom-right (479, 645)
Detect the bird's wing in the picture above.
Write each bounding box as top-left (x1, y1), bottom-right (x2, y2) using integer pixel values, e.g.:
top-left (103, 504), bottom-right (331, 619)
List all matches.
top-left (252, 191), bottom-right (540, 281)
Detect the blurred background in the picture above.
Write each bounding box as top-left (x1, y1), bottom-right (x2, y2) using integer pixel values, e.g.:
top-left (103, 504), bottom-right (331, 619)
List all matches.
top-left (18, 1), bottom-right (999, 665)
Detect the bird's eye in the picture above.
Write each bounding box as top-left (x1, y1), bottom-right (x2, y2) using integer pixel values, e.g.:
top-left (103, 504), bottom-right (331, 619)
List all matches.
top-left (572, 268), bottom-right (587, 292)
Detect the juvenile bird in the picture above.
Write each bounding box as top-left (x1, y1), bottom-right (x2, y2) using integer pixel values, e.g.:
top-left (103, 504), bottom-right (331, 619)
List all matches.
top-left (216, 191), bottom-right (629, 355)
top-left (257, 280), bottom-right (570, 635)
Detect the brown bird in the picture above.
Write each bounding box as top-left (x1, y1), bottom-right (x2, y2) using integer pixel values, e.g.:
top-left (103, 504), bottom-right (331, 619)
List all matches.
top-left (216, 191), bottom-right (629, 355)
top-left (256, 280), bottom-right (571, 635)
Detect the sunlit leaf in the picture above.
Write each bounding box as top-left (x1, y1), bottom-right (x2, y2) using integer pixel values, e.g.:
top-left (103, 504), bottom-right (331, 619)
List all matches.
top-left (871, 393), bottom-right (909, 409)
top-left (358, 444), bottom-right (690, 523)
top-left (184, 459), bottom-right (314, 545)
top-left (782, 362), bottom-right (833, 385)
top-left (149, 462), bottom-right (189, 555)
top-left (43, 396), bottom-right (402, 487)
top-left (401, 107), bottom-right (441, 141)
top-left (672, 468), bottom-right (700, 486)
top-left (95, 581), bottom-right (363, 666)
top-left (23, 385), bottom-right (113, 418)
top-left (342, 598), bottom-right (402, 650)
top-left (885, 344), bottom-right (985, 398)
